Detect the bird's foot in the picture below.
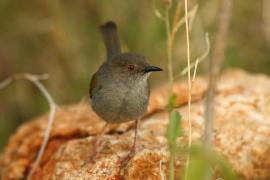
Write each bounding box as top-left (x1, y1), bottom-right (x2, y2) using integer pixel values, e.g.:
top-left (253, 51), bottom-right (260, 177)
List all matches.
top-left (82, 138), bottom-right (106, 167)
top-left (119, 143), bottom-right (138, 168)
top-left (82, 123), bottom-right (109, 166)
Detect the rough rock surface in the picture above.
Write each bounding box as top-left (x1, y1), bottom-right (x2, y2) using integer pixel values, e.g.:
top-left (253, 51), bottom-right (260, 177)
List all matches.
top-left (1, 69), bottom-right (270, 179)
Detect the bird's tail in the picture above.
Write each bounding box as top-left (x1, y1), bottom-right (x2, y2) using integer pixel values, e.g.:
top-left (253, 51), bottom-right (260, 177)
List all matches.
top-left (99, 21), bottom-right (121, 60)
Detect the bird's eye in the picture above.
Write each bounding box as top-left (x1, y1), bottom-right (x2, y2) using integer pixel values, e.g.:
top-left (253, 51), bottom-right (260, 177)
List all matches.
top-left (127, 64), bottom-right (135, 71)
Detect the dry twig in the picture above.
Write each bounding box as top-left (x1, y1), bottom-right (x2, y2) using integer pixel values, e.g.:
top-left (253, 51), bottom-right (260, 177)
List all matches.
top-left (0, 73), bottom-right (57, 180)
top-left (159, 160), bottom-right (166, 180)
top-left (181, 33), bottom-right (210, 76)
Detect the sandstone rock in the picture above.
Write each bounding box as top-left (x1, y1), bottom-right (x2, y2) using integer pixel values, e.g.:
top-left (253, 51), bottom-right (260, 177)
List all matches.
top-left (1, 70), bottom-right (270, 179)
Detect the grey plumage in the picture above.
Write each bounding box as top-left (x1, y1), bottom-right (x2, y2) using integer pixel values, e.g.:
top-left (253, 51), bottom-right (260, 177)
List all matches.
top-left (90, 21), bottom-right (162, 124)
top-left (88, 21), bottom-right (162, 163)
top-left (99, 21), bottom-right (121, 59)
top-left (90, 53), bottom-right (151, 123)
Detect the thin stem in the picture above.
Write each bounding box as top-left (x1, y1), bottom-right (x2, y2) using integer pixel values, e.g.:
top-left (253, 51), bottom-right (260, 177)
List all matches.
top-left (165, 8), bottom-right (175, 180)
top-left (180, 33), bottom-right (210, 76)
top-left (192, 60), bottom-right (199, 82)
top-left (0, 73), bottom-right (57, 180)
top-left (204, 0), bottom-right (231, 147)
top-left (159, 160), bottom-right (166, 180)
top-left (165, 7), bottom-right (174, 90)
top-left (184, 0), bottom-right (192, 179)
top-left (172, 4), bottom-right (198, 35)
top-left (27, 78), bottom-right (56, 180)
top-left (169, 150), bottom-right (175, 180)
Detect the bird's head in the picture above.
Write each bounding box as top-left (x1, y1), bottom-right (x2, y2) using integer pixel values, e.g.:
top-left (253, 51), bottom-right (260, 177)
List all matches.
top-left (108, 53), bottom-right (162, 81)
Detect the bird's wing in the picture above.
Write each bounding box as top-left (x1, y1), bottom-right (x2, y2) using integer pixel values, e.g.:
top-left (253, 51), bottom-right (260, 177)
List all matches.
top-left (89, 73), bottom-right (97, 98)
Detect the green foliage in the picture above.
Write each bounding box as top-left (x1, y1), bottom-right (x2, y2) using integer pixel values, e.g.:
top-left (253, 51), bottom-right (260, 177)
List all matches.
top-left (166, 110), bottom-right (183, 180)
top-left (167, 94), bottom-right (177, 112)
top-left (184, 146), bottom-right (211, 180)
top-left (183, 144), bottom-right (238, 180)
top-left (165, 111), bottom-right (238, 180)
top-left (216, 155), bottom-right (238, 180)
top-left (166, 110), bottom-right (183, 146)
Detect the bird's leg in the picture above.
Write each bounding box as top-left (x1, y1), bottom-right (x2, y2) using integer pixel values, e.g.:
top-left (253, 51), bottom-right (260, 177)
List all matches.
top-left (84, 123), bottom-right (108, 165)
top-left (92, 123), bottom-right (109, 157)
top-left (120, 119), bottom-right (140, 166)
top-left (129, 118), bottom-right (139, 155)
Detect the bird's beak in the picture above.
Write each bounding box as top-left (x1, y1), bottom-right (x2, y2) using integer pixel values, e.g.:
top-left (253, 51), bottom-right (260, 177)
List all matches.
top-left (143, 65), bottom-right (163, 73)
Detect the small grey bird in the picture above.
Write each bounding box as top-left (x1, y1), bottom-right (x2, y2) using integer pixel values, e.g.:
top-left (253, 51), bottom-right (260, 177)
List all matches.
top-left (89, 21), bottom-right (162, 160)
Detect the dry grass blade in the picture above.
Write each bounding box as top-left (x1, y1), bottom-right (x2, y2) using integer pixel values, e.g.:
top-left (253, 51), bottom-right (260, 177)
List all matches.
top-left (154, 9), bottom-right (165, 20)
top-left (153, 0), bottom-right (165, 20)
top-left (159, 160), bottom-right (166, 180)
top-left (172, 4), bottom-right (198, 35)
top-left (192, 60), bottom-right (199, 82)
top-left (183, 0), bottom-right (192, 179)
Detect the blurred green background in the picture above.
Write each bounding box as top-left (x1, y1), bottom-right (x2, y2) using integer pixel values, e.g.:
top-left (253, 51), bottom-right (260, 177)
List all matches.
top-left (0, 0), bottom-right (269, 150)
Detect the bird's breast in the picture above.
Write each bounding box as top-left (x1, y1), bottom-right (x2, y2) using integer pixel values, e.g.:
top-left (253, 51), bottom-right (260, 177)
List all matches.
top-left (91, 77), bottom-right (150, 123)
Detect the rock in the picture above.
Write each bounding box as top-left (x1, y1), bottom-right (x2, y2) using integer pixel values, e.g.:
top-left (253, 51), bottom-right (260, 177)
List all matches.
top-left (1, 69), bottom-right (270, 179)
